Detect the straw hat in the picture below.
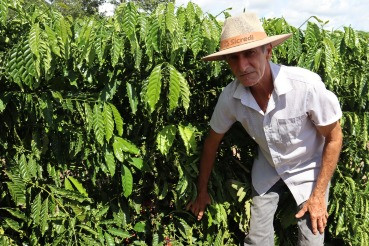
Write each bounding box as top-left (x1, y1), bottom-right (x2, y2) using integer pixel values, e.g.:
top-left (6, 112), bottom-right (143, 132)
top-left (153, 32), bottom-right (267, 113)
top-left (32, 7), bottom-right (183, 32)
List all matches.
top-left (202, 12), bottom-right (292, 61)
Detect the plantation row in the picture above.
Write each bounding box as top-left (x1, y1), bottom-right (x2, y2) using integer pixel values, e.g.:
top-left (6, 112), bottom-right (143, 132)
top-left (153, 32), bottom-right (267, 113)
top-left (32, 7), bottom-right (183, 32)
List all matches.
top-left (0, 0), bottom-right (368, 245)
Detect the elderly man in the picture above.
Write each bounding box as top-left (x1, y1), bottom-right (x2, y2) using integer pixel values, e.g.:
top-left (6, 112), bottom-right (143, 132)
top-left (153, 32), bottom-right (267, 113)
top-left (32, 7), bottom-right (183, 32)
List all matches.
top-left (186, 12), bottom-right (343, 245)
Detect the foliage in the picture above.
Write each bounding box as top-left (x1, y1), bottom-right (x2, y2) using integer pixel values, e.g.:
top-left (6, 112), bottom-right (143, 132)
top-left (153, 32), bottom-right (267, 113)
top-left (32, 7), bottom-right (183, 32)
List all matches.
top-left (50, 0), bottom-right (105, 17)
top-left (112, 0), bottom-right (175, 13)
top-left (0, 1), bottom-right (368, 245)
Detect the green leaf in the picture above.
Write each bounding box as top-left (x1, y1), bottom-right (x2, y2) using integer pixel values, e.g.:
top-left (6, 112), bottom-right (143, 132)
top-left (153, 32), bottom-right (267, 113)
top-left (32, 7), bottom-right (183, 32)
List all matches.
top-left (189, 24), bottom-right (202, 58)
top-left (113, 139), bottom-right (125, 163)
top-left (104, 103), bottom-right (114, 143)
top-left (40, 197), bottom-right (49, 235)
top-left (168, 65), bottom-right (181, 112)
top-left (156, 125), bottom-right (177, 155)
top-left (121, 2), bottom-right (137, 37)
top-left (77, 225), bottom-right (99, 236)
top-left (107, 227), bottom-right (130, 238)
top-left (0, 0), bottom-right (8, 26)
top-left (168, 64), bottom-right (190, 113)
top-left (121, 164), bottom-right (133, 198)
top-left (18, 154), bottom-right (30, 181)
top-left (4, 218), bottom-right (21, 232)
top-left (134, 41), bottom-right (142, 70)
top-left (0, 208), bottom-right (26, 221)
top-left (287, 28), bottom-right (302, 63)
top-left (84, 103), bottom-right (94, 132)
top-left (104, 232), bottom-right (115, 246)
top-left (186, 2), bottom-right (195, 26)
top-left (126, 82), bottom-right (138, 115)
top-left (178, 124), bottom-right (197, 155)
top-left (145, 17), bottom-right (160, 60)
top-left (111, 33), bottom-right (124, 67)
top-left (236, 187), bottom-right (247, 202)
top-left (165, 2), bottom-right (176, 34)
top-left (6, 178), bottom-right (26, 206)
top-left (179, 76), bottom-right (191, 113)
top-left (155, 3), bottom-right (166, 33)
top-left (28, 23), bottom-right (41, 78)
top-left (304, 22), bottom-right (319, 48)
top-left (138, 13), bottom-right (149, 42)
top-left (145, 64), bottom-right (162, 113)
top-left (109, 103), bottom-right (123, 136)
top-left (95, 205), bottom-right (110, 220)
top-left (40, 36), bottom-right (52, 77)
top-left (214, 229), bottom-right (223, 246)
top-left (31, 193), bottom-right (42, 226)
top-left (0, 97), bottom-right (6, 113)
top-left (99, 72), bottom-right (122, 102)
top-left (97, 226), bottom-right (105, 245)
top-left (128, 157), bottom-right (143, 170)
top-left (64, 177), bottom-right (74, 190)
top-left (105, 149), bottom-right (116, 176)
top-left (133, 221), bottom-right (146, 233)
top-left (68, 176), bottom-right (88, 197)
top-left (114, 136), bottom-right (140, 155)
top-left (323, 38), bottom-right (337, 73)
top-left (344, 26), bottom-right (357, 49)
top-left (29, 23), bottom-right (41, 59)
top-left (336, 211), bottom-right (345, 235)
top-left (28, 157), bottom-right (37, 179)
top-left (152, 233), bottom-right (159, 246)
top-left (48, 185), bottom-right (91, 203)
top-left (176, 176), bottom-right (188, 197)
top-left (45, 24), bottom-right (61, 57)
top-left (95, 26), bottom-right (108, 65)
top-left (93, 104), bottom-right (105, 146)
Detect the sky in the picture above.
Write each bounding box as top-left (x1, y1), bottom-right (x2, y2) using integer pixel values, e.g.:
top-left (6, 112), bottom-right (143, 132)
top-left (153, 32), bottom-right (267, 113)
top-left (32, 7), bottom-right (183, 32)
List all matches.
top-left (176, 0), bottom-right (369, 31)
top-left (100, 0), bottom-right (369, 32)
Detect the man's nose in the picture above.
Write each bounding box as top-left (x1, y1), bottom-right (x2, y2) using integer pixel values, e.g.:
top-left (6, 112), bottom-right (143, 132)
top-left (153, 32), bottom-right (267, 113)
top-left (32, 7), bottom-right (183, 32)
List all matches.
top-left (237, 56), bottom-right (250, 72)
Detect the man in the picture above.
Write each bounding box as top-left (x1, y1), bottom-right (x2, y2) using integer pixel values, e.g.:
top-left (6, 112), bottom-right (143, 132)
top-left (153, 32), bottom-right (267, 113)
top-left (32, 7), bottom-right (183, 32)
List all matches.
top-left (186, 12), bottom-right (343, 245)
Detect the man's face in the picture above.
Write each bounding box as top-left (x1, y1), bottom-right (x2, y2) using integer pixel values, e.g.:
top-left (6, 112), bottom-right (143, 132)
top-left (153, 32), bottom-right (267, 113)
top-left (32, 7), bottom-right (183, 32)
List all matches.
top-left (225, 45), bottom-right (272, 87)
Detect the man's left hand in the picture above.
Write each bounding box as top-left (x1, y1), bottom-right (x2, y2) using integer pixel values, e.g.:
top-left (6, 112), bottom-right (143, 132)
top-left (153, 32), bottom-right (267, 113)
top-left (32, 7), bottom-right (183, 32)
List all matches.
top-left (295, 195), bottom-right (328, 235)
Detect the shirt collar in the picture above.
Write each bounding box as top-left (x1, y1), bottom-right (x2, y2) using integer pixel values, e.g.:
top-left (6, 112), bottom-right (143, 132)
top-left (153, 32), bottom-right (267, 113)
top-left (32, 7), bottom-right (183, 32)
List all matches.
top-left (270, 61), bottom-right (293, 96)
top-left (233, 81), bottom-right (262, 112)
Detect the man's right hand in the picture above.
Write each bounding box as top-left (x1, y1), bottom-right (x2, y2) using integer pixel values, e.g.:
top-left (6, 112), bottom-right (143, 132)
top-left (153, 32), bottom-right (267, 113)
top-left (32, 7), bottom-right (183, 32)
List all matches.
top-left (186, 191), bottom-right (211, 220)
top-left (186, 129), bottom-right (223, 220)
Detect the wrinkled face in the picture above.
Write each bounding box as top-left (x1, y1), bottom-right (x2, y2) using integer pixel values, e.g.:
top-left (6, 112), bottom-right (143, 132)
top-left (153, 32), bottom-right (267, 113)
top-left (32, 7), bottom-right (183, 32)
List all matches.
top-left (225, 45), bottom-right (272, 87)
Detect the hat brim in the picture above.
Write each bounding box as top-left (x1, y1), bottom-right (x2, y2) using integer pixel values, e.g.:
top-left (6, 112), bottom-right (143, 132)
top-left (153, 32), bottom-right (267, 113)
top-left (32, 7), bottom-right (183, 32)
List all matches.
top-left (202, 33), bottom-right (292, 61)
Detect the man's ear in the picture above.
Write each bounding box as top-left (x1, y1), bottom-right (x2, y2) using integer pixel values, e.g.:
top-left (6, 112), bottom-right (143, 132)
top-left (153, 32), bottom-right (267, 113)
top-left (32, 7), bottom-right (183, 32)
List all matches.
top-left (266, 44), bottom-right (273, 59)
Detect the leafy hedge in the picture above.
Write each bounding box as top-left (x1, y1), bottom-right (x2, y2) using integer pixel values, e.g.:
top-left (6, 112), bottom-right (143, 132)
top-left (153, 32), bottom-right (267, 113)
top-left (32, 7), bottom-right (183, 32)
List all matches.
top-left (0, 1), bottom-right (368, 245)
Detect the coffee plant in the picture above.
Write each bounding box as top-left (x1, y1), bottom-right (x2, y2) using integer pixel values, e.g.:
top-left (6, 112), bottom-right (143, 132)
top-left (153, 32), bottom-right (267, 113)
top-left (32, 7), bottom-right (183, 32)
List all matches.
top-left (0, 0), bottom-right (368, 245)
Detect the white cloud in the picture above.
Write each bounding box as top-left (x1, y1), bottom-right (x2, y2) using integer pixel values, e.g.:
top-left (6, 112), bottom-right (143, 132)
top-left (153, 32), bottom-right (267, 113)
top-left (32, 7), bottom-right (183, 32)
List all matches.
top-left (99, 2), bottom-right (116, 16)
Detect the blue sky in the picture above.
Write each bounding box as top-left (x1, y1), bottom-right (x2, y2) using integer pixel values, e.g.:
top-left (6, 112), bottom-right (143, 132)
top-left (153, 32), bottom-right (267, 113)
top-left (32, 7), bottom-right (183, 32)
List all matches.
top-left (175, 0), bottom-right (369, 31)
top-left (99, 0), bottom-right (369, 31)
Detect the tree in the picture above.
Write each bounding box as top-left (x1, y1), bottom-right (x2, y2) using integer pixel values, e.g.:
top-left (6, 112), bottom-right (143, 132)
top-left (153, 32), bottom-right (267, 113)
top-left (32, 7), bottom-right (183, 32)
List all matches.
top-left (111, 0), bottom-right (174, 12)
top-left (50, 0), bottom-right (105, 17)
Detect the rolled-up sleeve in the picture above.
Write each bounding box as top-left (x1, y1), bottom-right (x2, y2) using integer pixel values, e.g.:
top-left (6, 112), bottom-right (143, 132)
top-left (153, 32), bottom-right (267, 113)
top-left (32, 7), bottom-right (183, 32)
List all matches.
top-left (210, 90), bottom-right (236, 134)
top-left (307, 82), bottom-right (342, 126)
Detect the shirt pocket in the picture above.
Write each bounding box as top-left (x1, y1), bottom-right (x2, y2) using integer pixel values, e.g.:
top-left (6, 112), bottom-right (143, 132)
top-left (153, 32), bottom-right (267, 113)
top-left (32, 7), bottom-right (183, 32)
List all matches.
top-left (277, 114), bottom-right (307, 145)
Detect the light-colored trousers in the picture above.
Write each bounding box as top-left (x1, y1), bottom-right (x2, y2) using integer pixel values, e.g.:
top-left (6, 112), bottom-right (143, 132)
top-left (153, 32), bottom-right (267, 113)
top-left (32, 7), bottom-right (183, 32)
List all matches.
top-left (244, 179), bottom-right (327, 246)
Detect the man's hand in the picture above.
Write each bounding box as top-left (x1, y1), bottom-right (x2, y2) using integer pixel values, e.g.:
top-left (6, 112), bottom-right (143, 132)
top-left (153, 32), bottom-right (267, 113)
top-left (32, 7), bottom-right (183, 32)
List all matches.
top-left (186, 191), bottom-right (211, 220)
top-left (186, 129), bottom-right (224, 220)
top-left (295, 195), bottom-right (328, 235)
top-left (296, 120), bottom-right (342, 235)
